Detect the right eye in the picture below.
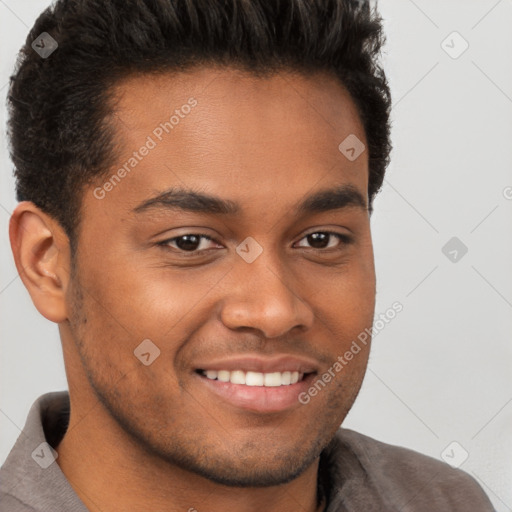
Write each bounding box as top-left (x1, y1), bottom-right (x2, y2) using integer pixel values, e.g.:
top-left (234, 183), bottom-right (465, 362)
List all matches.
top-left (158, 233), bottom-right (223, 253)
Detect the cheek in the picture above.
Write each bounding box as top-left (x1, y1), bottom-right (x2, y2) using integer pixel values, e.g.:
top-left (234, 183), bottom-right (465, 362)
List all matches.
top-left (72, 260), bottom-right (227, 381)
top-left (304, 254), bottom-right (376, 355)
top-left (304, 249), bottom-right (376, 314)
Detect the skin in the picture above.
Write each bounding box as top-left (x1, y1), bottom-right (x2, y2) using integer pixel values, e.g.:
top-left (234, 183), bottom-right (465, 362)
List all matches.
top-left (9, 67), bottom-right (376, 512)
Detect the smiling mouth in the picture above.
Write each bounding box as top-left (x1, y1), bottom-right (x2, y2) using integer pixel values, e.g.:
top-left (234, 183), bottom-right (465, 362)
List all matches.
top-left (196, 369), bottom-right (314, 387)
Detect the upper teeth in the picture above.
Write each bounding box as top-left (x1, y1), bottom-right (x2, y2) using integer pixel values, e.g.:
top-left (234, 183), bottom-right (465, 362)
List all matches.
top-left (202, 370), bottom-right (301, 386)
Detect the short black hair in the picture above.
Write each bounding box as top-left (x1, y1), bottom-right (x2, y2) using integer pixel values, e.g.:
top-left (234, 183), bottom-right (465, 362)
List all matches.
top-left (7, 0), bottom-right (392, 249)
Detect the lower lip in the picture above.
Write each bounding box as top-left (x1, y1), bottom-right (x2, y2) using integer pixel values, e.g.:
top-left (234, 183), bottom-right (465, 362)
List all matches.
top-left (196, 372), bottom-right (317, 413)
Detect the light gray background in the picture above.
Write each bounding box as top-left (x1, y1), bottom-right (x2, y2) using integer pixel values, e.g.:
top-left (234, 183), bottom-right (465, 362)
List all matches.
top-left (1, 1), bottom-right (511, 510)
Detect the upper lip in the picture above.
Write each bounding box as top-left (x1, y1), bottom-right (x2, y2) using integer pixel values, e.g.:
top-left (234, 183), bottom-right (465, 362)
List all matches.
top-left (194, 355), bottom-right (319, 374)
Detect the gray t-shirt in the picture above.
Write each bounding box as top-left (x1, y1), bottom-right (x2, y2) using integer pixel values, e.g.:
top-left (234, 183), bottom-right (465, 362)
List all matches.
top-left (0, 391), bottom-right (495, 511)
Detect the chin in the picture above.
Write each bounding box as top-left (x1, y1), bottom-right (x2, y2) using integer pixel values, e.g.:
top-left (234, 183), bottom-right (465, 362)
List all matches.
top-left (172, 453), bottom-right (317, 488)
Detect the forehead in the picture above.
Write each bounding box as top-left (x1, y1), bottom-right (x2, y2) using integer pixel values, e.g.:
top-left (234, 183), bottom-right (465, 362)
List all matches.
top-left (90, 67), bottom-right (368, 220)
top-left (111, 67), bottom-right (365, 148)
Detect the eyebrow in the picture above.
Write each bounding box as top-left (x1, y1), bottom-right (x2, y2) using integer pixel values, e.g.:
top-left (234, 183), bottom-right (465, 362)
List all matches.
top-left (133, 184), bottom-right (368, 216)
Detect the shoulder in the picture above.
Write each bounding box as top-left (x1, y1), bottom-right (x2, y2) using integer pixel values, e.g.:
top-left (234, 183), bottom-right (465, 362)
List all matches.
top-left (0, 391), bottom-right (75, 512)
top-left (0, 491), bottom-right (37, 511)
top-left (324, 428), bottom-right (495, 511)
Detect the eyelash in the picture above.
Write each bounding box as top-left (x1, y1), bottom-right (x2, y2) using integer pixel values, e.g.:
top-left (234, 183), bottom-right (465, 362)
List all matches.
top-left (158, 230), bottom-right (353, 254)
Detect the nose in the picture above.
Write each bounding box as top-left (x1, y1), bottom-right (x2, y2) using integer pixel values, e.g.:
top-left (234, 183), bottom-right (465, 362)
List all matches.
top-left (220, 254), bottom-right (315, 339)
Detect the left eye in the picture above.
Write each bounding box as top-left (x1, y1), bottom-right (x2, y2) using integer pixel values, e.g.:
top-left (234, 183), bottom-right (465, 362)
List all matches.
top-left (294, 231), bottom-right (351, 250)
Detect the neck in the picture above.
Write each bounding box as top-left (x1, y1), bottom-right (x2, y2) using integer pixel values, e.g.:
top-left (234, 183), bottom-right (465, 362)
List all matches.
top-left (55, 392), bottom-right (325, 512)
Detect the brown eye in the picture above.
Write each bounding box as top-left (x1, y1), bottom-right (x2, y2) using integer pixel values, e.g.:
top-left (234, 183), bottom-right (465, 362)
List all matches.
top-left (306, 232), bottom-right (330, 249)
top-left (159, 234), bottom-right (219, 253)
top-left (295, 231), bottom-right (352, 250)
top-left (175, 235), bottom-right (203, 251)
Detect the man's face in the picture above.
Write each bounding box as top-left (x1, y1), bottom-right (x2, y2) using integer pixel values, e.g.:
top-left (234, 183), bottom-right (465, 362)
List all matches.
top-left (64, 67), bottom-right (376, 486)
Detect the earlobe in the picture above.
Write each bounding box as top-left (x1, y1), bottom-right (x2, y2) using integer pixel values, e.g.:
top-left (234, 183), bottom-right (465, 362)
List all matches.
top-left (9, 201), bottom-right (71, 323)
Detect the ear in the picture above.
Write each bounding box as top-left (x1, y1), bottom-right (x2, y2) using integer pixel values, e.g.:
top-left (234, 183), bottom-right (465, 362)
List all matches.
top-left (9, 201), bottom-right (71, 323)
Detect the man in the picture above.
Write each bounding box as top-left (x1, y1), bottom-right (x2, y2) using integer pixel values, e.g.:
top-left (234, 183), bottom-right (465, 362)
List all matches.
top-left (0, 0), bottom-right (495, 510)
